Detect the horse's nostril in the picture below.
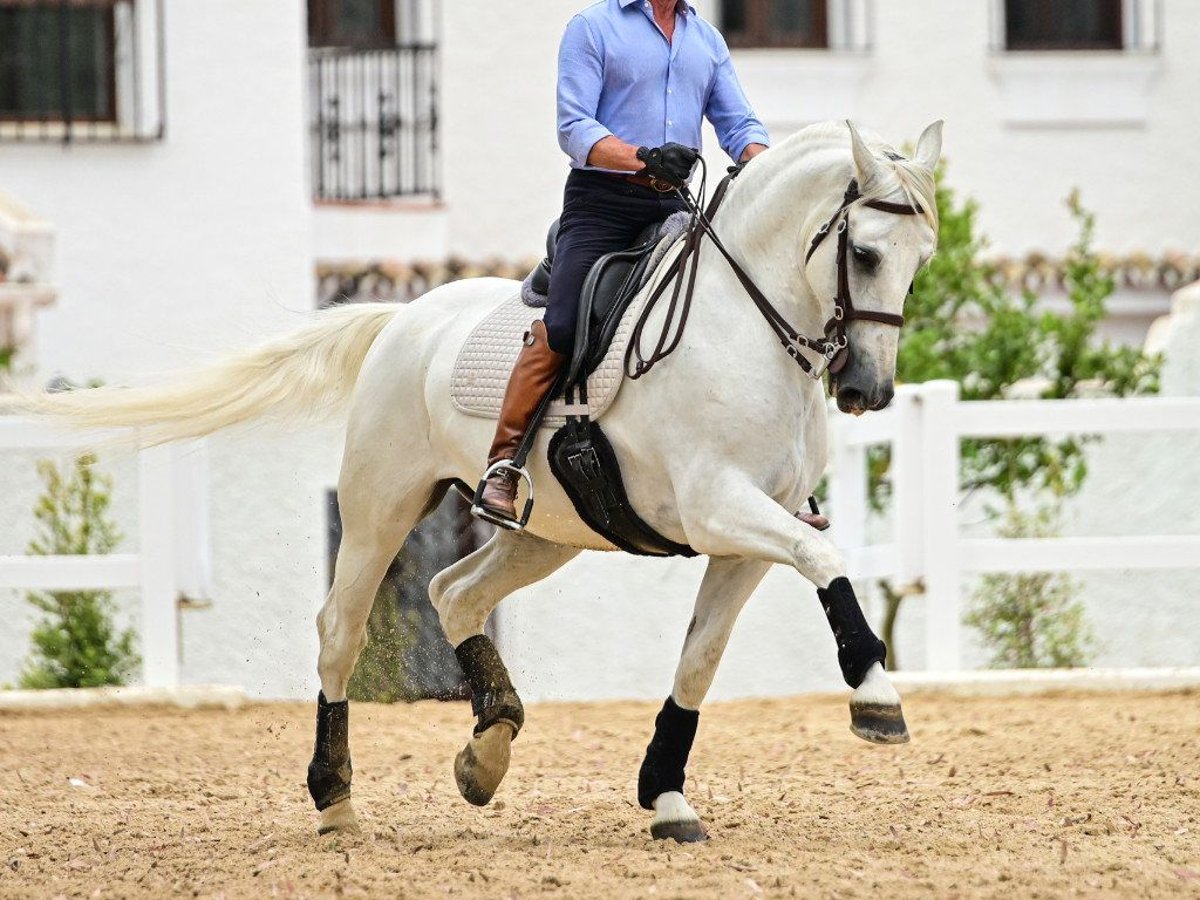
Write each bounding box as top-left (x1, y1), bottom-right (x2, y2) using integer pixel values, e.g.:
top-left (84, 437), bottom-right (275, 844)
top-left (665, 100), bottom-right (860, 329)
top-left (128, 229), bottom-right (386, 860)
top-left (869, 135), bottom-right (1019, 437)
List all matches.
top-left (837, 386), bottom-right (867, 413)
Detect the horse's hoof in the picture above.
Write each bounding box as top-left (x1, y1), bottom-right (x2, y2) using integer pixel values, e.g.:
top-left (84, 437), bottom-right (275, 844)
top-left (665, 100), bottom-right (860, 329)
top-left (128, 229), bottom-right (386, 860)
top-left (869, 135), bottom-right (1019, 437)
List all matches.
top-left (850, 701), bottom-right (911, 744)
top-left (650, 791), bottom-right (707, 843)
top-left (316, 798), bottom-right (360, 835)
top-left (651, 818), bottom-right (708, 843)
top-left (454, 722), bottom-right (514, 807)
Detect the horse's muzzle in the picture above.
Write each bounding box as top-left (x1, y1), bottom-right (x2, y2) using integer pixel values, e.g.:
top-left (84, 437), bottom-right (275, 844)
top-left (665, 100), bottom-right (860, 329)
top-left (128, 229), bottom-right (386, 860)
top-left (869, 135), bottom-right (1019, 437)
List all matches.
top-left (835, 380), bottom-right (894, 416)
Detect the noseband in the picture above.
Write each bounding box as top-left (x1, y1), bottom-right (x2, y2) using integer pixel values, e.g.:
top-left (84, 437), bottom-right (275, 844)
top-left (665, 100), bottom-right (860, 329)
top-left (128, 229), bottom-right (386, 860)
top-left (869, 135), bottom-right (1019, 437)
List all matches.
top-left (628, 164), bottom-right (924, 381)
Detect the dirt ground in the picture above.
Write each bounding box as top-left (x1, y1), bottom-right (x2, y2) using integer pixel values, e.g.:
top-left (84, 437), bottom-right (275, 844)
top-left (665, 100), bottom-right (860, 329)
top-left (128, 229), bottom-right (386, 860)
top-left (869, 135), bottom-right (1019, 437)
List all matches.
top-left (1, 690), bottom-right (1197, 899)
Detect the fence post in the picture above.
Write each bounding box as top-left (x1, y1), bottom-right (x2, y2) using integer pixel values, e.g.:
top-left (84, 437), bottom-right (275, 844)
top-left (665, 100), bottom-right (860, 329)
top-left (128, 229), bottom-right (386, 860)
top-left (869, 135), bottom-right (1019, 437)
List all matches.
top-left (892, 384), bottom-right (924, 585)
top-left (138, 442), bottom-right (179, 688)
top-left (829, 409), bottom-right (867, 565)
top-left (919, 380), bottom-right (962, 670)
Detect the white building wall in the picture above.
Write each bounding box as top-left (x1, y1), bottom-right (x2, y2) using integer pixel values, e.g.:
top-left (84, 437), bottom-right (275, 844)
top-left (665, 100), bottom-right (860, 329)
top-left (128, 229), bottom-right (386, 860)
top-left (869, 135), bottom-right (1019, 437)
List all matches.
top-left (333, 0), bottom-right (1200, 266)
top-left (0, 1), bottom-right (336, 698)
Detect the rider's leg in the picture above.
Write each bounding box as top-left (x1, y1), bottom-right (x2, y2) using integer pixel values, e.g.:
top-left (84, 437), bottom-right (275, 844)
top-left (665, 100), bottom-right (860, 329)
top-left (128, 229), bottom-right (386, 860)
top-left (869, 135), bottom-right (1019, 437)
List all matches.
top-left (476, 172), bottom-right (664, 522)
top-left (476, 319), bottom-right (566, 521)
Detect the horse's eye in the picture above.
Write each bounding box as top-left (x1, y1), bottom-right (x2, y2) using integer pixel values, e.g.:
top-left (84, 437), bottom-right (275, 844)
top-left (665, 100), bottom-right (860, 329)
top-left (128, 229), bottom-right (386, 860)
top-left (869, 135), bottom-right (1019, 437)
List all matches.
top-left (852, 245), bottom-right (880, 270)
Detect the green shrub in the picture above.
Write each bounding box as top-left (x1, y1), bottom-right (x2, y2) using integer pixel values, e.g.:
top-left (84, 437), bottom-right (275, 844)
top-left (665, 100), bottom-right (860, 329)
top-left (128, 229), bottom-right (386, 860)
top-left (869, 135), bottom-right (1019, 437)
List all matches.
top-left (19, 454), bottom-right (139, 689)
top-left (873, 168), bottom-right (1159, 668)
top-left (964, 507), bottom-right (1094, 668)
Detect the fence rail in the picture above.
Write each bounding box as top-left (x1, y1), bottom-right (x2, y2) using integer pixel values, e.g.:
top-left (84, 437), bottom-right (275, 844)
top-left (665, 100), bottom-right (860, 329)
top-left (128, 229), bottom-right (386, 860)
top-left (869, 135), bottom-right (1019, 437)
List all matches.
top-left (829, 381), bottom-right (1200, 671)
top-left (309, 44), bottom-right (439, 202)
top-left (0, 418), bottom-right (212, 687)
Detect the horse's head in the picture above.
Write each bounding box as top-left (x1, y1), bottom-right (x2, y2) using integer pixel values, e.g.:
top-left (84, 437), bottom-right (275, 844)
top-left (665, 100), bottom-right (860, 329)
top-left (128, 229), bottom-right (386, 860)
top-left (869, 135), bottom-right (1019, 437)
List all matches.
top-left (808, 121), bottom-right (942, 415)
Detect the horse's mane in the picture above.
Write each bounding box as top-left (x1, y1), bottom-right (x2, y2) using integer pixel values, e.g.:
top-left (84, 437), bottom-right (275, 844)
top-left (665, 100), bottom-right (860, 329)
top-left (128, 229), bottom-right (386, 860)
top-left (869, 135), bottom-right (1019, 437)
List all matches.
top-left (770, 121), bottom-right (940, 234)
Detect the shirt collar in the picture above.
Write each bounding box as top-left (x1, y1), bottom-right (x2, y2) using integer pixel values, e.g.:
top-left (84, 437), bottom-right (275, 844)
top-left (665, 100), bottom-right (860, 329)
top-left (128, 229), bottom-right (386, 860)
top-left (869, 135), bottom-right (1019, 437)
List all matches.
top-left (620, 0), bottom-right (694, 15)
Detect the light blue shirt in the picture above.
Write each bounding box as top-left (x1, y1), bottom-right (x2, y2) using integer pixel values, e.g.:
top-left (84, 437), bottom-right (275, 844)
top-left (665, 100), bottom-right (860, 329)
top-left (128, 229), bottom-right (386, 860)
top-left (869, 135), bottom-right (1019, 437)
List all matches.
top-left (557, 0), bottom-right (770, 169)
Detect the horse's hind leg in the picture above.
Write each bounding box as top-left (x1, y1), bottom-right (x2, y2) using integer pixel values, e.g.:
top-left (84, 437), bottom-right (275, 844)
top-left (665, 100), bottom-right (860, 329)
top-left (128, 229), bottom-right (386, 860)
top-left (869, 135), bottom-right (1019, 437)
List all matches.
top-left (639, 557), bottom-right (769, 842)
top-left (429, 530), bottom-right (579, 806)
top-left (308, 471), bottom-right (443, 836)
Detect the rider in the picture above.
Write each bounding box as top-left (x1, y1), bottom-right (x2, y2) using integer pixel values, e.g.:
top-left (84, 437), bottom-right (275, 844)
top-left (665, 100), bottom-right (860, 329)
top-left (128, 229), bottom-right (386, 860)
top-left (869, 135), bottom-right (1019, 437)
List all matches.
top-left (474, 0), bottom-right (770, 525)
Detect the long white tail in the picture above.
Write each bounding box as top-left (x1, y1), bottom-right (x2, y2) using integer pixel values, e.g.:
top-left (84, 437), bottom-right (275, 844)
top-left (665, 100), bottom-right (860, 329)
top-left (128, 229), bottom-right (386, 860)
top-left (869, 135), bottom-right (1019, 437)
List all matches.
top-left (7, 303), bottom-right (401, 445)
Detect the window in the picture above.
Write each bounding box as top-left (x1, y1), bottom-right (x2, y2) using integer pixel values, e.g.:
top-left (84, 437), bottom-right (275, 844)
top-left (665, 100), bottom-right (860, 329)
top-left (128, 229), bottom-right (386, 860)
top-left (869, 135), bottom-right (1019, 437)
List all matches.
top-left (0, 0), bottom-right (165, 143)
top-left (723, 0), bottom-right (829, 49)
top-left (1004, 0), bottom-right (1122, 50)
top-left (308, 0), bottom-right (439, 200)
top-left (0, 1), bottom-right (117, 122)
top-left (307, 0), bottom-right (397, 49)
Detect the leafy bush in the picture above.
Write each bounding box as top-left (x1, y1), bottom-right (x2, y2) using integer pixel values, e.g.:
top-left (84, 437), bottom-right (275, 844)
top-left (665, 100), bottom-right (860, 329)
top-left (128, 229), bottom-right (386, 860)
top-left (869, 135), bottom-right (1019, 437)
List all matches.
top-left (19, 455), bottom-right (139, 689)
top-left (963, 507), bottom-right (1094, 668)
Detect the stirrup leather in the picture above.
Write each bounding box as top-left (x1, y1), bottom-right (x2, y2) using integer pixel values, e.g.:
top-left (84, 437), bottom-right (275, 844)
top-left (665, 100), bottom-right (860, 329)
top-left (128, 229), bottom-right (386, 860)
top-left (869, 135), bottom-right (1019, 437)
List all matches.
top-left (470, 460), bottom-right (536, 531)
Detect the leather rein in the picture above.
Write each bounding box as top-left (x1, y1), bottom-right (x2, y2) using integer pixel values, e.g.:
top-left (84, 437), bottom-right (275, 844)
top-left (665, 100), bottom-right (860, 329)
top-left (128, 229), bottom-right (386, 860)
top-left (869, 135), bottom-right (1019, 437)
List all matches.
top-left (627, 162), bottom-right (924, 381)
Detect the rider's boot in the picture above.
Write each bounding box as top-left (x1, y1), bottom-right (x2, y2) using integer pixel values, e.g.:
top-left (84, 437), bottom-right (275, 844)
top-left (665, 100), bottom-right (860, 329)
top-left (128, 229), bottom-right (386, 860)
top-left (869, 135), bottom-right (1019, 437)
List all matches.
top-left (475, 320), bottom-right (566, 524)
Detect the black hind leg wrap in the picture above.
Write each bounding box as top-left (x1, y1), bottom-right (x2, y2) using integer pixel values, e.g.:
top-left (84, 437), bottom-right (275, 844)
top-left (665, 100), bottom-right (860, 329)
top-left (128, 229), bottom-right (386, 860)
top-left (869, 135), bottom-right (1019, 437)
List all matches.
top-left (455, 635), bottom-right (525, 737)
top-left (817, 577), bottom-right (887, 688)
top-left (307, 691), bottom-right (352, 811)
top-left (637, 697), bottom-right (699, 810)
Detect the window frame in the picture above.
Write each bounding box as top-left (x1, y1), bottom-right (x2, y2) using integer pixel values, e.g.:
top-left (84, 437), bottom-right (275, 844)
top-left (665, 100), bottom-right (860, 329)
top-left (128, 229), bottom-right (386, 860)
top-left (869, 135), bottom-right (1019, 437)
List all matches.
top-left (723, 0), bottom-right (830, 50)
top-left (0, 0), bottom-right (120, 125)
top-left (1003, 0), bottom-right (1124, 51)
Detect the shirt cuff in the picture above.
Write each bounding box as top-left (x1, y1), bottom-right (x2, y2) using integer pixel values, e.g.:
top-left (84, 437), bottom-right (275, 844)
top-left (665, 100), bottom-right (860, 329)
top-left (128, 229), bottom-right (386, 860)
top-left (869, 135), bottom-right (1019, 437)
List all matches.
top-left (565, 121), bottom-right (615, 168)
top-left (730, 128), bottom-right (771, 164)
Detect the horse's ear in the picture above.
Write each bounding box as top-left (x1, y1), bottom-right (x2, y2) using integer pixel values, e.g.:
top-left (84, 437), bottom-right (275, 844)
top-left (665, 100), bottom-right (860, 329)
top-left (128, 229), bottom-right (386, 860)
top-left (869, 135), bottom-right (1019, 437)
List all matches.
top-left (914, 120), bottom-right (943, 172)
top-left (847, 120), bottom-right (884, 190)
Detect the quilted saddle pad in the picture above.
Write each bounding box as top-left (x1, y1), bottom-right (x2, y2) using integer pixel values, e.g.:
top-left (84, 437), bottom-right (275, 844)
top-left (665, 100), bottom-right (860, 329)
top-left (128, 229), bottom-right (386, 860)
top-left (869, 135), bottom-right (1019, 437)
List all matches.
top-left (451, 291), bottom-right (645, 428)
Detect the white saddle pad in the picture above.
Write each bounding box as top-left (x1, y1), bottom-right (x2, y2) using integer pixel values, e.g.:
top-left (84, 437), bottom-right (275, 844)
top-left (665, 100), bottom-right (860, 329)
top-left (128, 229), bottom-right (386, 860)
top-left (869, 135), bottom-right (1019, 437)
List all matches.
top-left (451, 291), bottom-right (643, 428)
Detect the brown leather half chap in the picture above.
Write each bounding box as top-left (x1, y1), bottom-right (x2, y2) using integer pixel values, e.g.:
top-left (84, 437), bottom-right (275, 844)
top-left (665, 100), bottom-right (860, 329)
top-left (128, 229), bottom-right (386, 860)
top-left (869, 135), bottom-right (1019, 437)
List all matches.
top-left (478, 319), bottom-right (566, 518)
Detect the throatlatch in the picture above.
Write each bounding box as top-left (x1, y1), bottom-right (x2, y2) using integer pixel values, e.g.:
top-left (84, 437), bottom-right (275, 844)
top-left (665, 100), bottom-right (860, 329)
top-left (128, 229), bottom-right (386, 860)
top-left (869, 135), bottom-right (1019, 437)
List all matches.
top-left (637, 696), bottom-right (700, 809)
top-left (455, 634), bottom-right (525, 737)
top-left (817, 577), bottom-right (886, 688)
top-left (307, 691), bottom-right (352, 811)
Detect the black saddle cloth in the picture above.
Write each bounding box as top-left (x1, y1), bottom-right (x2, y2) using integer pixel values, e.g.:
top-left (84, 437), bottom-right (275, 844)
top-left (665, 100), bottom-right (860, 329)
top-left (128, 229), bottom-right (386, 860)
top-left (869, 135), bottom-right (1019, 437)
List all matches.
top-left (526, 217), bottom-right (672, 391)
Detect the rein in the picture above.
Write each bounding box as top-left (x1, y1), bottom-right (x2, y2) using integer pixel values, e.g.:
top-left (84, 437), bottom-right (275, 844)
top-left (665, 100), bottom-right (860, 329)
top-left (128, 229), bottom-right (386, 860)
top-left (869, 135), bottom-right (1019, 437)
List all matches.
top-left (627, 162), bottom-right (924, 381)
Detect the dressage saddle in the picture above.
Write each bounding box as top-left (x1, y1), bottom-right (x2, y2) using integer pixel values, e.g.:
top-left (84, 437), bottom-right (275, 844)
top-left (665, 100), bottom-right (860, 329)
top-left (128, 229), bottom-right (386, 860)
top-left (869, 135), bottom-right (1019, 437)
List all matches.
top-left (523, 216), bottom-right (685, 391)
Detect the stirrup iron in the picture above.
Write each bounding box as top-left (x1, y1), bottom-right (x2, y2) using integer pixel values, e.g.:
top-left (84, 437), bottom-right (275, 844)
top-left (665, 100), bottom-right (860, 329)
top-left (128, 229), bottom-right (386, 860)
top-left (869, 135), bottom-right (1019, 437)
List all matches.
top-left (470, 461), bottom-right (535, 531)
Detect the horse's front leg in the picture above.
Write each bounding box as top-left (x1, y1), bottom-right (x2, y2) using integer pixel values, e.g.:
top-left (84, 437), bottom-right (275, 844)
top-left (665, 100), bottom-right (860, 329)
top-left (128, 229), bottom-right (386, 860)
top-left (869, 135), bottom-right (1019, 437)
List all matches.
top-left (640, 557), bottom-right (770, 842)
top-left (678, 480), bottom-right (909, 744)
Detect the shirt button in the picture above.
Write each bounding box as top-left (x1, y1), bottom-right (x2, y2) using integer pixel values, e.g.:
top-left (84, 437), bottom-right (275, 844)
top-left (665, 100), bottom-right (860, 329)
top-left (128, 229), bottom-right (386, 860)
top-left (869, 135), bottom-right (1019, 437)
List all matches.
top-left (667, 119), bottom-right (673, 126)
top-left (668, 88), bottom-right (673, 94)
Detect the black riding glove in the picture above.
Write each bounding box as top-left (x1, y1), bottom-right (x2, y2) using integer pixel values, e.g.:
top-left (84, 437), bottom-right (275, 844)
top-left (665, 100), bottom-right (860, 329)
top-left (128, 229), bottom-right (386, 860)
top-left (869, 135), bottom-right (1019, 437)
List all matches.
top-left (636, 143), bottom-right (700, 189)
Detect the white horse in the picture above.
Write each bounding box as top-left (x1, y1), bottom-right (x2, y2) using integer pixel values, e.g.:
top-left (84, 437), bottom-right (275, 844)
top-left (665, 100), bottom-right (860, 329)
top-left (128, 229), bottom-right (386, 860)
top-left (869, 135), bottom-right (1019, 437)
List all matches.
top-left (14, 119), bottom-right (941, 843)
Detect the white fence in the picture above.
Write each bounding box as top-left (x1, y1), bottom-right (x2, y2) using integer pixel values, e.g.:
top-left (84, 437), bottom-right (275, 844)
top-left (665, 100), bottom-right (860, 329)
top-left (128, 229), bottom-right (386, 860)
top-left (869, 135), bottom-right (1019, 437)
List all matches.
top-left (0, 418), bottom-right (211, 688)
top-left (828, 380), bottom-right (1200, 670)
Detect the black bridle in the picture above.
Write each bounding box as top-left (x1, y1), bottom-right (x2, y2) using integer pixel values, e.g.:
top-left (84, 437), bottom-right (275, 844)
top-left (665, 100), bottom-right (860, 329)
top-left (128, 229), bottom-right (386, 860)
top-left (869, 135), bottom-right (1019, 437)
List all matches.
top-left (627, 160), bottom-right (925, 381)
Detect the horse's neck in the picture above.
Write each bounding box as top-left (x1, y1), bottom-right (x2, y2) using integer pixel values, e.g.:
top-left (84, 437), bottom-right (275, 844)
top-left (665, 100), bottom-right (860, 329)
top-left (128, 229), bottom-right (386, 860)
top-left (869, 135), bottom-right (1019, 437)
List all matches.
top-left (705, 148), bottom-right (851, 341)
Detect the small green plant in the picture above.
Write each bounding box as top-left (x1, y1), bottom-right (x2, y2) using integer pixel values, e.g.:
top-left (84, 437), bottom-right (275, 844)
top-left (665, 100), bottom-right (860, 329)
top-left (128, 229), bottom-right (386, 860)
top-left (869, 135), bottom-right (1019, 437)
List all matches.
top-left (19, 454), bottom-right (139, 689)
top-left (0, 345), bottom-right (13, 371)
top-left (964, 506), bottom-right (1094, 668)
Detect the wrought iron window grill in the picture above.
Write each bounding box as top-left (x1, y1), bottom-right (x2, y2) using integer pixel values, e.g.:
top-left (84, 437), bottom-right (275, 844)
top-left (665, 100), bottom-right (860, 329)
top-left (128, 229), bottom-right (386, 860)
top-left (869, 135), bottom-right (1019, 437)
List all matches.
top-left (309, 44), bottom-right (440, 202)
top-left (0, 0), bottom-right (166, 143)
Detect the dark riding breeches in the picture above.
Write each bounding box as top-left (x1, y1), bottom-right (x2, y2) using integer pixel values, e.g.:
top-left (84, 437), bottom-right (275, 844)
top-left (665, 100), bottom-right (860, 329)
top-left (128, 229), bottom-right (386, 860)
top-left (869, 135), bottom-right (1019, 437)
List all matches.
top-left (542, 169), bottom-right (687, 355)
